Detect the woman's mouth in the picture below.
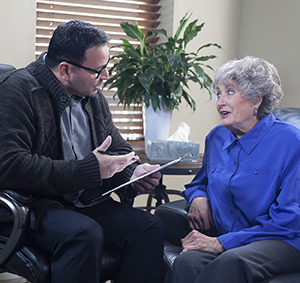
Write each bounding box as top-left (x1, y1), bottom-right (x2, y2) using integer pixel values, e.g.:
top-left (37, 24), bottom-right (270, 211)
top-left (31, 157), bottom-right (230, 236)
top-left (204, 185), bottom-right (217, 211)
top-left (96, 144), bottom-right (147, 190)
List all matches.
top-left (220, 111), bottom-right (231, 118)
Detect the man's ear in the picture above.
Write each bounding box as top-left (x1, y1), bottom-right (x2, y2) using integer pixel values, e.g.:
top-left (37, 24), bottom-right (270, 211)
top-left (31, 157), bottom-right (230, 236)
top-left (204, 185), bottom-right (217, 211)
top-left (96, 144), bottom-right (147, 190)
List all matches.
top-left (58, 62), bottom-right (71, 82)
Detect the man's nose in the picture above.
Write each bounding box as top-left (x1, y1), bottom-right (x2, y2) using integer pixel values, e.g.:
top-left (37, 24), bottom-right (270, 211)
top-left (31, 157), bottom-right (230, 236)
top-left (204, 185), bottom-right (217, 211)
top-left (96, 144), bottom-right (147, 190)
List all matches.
top-left (99, 68), bottom-right (109, 80)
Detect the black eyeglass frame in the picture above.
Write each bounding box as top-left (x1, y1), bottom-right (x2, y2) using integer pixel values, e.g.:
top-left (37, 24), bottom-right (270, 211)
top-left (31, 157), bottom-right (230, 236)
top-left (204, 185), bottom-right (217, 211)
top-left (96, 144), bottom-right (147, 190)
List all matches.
top-left (63, 56), bottom-right (110, 79)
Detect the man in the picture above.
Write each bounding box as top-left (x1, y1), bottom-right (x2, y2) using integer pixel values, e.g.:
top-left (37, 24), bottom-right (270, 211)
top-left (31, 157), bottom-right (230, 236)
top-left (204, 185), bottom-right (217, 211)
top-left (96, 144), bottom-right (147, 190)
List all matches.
top-left (0, 20), bottom-right (164, 282)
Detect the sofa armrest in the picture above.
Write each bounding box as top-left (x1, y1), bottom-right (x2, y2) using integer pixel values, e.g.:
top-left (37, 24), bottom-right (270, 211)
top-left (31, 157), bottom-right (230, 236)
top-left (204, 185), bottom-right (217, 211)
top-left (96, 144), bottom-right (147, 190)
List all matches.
top-left (0, 190), bottom-right (29, 265)
top-left (154, 199), bottom-right (191, 246)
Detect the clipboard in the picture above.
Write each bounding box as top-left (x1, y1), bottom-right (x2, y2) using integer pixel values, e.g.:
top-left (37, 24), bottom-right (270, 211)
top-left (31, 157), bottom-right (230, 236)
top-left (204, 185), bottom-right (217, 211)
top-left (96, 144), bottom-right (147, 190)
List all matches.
top-left (101, 153), bottom-right (192, 198)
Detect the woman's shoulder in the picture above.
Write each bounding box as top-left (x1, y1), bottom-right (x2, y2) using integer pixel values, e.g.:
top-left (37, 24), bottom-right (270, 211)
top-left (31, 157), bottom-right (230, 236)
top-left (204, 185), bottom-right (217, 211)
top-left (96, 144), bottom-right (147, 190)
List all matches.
top-left (274, 117), bottom-right (300, 136)
top-left (271, 118), bottom-right (300, 149)
top-left (207, 124), bottom-right (228, 137)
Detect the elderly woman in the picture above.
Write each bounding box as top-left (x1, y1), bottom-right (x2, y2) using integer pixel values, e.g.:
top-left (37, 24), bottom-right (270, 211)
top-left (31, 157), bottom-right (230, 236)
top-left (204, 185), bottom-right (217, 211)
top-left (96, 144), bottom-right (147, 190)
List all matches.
top-left (171, 56), bottom-right (300, 283)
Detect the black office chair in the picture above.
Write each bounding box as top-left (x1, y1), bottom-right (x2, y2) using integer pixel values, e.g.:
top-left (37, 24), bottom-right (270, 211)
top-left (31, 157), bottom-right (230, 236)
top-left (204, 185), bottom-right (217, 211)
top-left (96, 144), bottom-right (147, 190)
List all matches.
top-left (154, 107), bottom-right (300, 283)
top-left (0, 64), bottom-right (131, 282)
top-left (155, 199), bottom-right (300, 283)
top-left (0, 189), bottom-right (129, 283)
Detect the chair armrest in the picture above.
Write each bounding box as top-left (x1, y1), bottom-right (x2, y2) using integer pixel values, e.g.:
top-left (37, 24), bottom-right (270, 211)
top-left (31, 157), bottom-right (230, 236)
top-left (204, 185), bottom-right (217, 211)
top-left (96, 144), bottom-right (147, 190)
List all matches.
top-left (0, 190), bottom-right (30, 265)
top-left (154, 199), bottom-right (191, 246)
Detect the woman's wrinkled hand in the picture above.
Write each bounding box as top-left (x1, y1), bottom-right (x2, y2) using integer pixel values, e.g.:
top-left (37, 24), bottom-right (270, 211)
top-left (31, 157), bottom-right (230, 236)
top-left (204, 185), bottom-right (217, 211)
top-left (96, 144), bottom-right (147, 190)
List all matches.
top-left (181, 230), bottom-right (225, 254)
top-left (187, 196), bottom-right (215, 231)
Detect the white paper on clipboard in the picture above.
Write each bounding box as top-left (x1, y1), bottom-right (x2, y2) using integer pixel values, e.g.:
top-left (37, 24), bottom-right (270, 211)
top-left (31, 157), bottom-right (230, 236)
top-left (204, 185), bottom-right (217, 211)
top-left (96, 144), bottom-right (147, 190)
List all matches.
top-left (101, 153), bottom-right (192, 198)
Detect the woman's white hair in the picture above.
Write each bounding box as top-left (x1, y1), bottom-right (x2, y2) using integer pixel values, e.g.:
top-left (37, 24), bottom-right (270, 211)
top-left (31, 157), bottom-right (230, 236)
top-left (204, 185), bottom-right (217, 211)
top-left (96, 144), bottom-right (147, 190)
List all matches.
top-left (212, 56), bottom-right (283, 120)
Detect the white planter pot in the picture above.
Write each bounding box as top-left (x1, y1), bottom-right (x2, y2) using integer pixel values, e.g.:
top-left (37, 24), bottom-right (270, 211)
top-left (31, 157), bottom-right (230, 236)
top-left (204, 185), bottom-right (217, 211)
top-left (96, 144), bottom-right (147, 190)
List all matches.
top-left (143, 98), bottom-right (172, 153)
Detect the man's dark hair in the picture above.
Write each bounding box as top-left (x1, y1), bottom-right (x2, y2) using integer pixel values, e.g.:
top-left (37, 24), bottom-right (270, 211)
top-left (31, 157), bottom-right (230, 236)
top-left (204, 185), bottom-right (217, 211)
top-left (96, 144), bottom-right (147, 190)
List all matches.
top-left (46, 20), bottom-right (110, 69)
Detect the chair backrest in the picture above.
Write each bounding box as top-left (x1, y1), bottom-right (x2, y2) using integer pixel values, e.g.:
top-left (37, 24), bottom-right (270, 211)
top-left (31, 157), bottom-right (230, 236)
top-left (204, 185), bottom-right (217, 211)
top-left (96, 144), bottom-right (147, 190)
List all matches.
top-left (0, 64), bottom-right (15, 75)
top-left (274, 107), bottom-right (300, 128)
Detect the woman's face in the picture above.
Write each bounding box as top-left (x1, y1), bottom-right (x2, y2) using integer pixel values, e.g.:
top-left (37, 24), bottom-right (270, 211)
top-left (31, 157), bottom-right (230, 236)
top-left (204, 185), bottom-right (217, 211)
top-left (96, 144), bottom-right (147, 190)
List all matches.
top-left (215, 80), bottom-right (262, 138)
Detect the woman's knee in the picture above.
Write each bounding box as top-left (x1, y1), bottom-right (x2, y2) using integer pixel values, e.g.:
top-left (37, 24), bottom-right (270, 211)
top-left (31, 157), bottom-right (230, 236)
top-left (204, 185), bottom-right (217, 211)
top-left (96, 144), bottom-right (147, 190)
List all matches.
top-left (213, 249), bottom-right (250, 272)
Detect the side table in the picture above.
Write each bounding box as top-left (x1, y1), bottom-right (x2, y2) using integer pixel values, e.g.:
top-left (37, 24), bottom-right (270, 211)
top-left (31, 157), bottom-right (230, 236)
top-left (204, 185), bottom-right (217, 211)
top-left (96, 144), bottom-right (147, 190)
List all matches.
top-left (134, 149), bottom-right (203, 212)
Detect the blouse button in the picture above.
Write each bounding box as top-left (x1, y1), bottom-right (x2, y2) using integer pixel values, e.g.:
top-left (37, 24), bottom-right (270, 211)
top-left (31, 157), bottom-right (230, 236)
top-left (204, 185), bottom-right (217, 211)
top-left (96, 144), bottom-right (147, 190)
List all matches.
top-left (253, 170), bottom-right (258, 175)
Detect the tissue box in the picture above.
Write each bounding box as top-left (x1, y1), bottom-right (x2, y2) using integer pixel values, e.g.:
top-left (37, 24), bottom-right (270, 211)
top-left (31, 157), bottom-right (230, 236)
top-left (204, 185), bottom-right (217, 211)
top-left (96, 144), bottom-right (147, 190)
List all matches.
top-left (146, 140), bottom-right (200, 162)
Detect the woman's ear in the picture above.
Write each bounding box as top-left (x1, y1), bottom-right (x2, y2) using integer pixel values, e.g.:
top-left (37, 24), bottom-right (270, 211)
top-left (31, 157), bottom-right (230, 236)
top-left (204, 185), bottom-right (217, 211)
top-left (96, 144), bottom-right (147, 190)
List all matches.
top-left (255, 94), bottom-right (263, 109)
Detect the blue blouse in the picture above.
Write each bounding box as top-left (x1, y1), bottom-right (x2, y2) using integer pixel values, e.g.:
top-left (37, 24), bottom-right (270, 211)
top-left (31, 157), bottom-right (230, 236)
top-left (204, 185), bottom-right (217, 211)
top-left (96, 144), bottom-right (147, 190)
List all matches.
top-left (184, 114), bottom-right (300, 251)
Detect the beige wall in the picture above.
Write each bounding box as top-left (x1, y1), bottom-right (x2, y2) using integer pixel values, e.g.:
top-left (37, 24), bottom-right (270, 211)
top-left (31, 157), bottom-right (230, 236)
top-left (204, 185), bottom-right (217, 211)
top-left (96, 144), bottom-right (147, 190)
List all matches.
top-left (240, 0), bottom-right (300, 108)
top-left (0, 0), bottom-right (36, 68)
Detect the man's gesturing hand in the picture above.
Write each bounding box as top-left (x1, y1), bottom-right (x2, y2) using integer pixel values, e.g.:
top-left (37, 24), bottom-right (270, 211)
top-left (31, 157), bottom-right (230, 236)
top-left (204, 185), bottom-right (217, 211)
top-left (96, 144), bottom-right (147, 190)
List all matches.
top-left (93, 136), bottom-right (137, 179)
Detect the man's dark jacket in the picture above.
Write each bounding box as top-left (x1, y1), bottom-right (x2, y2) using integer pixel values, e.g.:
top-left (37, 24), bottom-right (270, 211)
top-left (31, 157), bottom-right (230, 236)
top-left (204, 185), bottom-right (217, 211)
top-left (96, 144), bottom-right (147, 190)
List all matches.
top-left (0, 55), bottom-right (137, 228)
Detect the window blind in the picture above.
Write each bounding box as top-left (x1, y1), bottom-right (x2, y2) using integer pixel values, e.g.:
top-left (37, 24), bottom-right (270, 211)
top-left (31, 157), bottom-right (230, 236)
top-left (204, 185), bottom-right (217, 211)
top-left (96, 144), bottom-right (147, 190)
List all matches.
top-left (36, 0), bottom-right (161, 142)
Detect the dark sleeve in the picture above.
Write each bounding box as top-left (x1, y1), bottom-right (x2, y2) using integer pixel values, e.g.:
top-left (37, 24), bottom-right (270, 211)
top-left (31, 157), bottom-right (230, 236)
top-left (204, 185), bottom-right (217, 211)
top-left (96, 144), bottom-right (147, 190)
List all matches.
top-left (0, 71), bottom-right (101, 197)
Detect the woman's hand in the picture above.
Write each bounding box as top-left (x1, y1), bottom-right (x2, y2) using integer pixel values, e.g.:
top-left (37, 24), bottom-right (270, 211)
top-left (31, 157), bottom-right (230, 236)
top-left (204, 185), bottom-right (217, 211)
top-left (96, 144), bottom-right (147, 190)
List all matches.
top-left (181, 230), bottom-right (225, 254)
top-left (188, 196), bottom-right (215, 231)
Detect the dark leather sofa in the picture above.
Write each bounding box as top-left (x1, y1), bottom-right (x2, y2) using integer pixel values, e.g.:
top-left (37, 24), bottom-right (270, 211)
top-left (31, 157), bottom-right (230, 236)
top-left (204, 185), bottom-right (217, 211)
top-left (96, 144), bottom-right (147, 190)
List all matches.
top-left (154, 107), bottom-right (300, 283)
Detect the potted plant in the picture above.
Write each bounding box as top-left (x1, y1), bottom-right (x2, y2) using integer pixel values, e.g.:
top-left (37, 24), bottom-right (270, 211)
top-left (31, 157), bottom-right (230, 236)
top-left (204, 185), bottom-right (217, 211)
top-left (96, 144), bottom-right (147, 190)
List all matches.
top-left (104, 12), bottom-right (222, 112)
top-left (104, 12), bottom-right (222, 151)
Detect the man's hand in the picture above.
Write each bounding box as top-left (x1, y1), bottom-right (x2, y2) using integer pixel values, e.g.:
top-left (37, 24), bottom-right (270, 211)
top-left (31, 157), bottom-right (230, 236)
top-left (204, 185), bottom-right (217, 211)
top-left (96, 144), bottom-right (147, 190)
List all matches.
top-left (188, 196), bottom-right (215, 231)
top-left (93, 136), bottom-right (137, 179)
top-left (130, 163), bottom-right (161, 194)
top-left (181, 230), bottom-right (225, 254)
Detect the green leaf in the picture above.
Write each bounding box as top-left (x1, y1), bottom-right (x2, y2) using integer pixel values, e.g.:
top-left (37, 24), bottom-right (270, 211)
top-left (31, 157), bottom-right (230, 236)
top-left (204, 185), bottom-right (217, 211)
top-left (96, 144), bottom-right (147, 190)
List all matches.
top-left (183, 21), bottom-right (204, 47)
top-left (138, 71), bottom-right (155, 93)
top-left (194, 55), bottom-right (217, 62)
top-left (166, 54), bottom-right (181, 71)
top-left (120, 22), bottom-right (143, 41)
top-left (174, 12), bottom-right (192, 42)
top-left (147, 28), bottom-right (168, 39)
top-left (197, 43), bottom-right (223, 53)
top-left (151, 94), bottom-right (161, 111)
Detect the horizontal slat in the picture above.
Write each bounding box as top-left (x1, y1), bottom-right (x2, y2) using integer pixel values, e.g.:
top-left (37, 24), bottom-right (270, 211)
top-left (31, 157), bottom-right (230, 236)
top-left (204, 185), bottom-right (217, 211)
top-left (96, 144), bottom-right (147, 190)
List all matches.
top-left (36, 34), bottom-right (159, 46)
top-left (109, 105), bottom-right (142, 112)
top-left (121, 134), bottom-right (143, 141)
top-left (113, 121), bottom-right (143, 127)
top-left (37, 0), bottom-right (161, 13)
top-left (37, 13), bottom-right (160, 29)
top-left (112, 113), bottom-right (143, 119)
top-left (119, 128), bottom-right (144, 135)
top-left (54, 0), bottom-right (159, 4)
top-left (36, 19), bottom-right (159, 30)
top-left (36, 22), bottom-right (160, 36)
top-left (37, 3), bottom-right (160, 21)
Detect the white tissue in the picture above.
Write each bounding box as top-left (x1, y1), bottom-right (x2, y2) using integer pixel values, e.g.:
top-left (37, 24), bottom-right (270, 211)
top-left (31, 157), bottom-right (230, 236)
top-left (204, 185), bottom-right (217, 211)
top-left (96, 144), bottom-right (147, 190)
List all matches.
top-left (167, 122), bottom-right (190, 142)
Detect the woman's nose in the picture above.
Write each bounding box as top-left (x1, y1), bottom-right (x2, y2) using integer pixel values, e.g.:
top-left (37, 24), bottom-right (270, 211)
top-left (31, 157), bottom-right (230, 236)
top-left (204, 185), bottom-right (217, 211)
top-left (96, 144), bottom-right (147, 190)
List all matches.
top-left (217, 93), bottom-right (226, 105)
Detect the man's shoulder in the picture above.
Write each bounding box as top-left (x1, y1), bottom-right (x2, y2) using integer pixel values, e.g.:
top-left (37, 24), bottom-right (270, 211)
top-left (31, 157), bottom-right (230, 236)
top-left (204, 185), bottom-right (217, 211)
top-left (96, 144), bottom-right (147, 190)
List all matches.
top-left (0, 66), bottom-right (38, 90)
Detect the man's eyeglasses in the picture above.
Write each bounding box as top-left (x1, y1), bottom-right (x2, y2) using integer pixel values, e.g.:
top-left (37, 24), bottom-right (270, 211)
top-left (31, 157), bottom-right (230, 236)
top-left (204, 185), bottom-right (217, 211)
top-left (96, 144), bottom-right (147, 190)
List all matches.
top-left (63, 56), bottom-right (110, 79)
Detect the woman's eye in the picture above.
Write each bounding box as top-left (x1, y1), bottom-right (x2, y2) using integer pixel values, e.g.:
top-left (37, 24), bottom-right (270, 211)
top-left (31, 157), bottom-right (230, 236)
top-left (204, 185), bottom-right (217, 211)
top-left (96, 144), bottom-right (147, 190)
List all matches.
top-left (215, 92), bottom-right (221, 99)
top-left (228, 89), bottom-right (235, 96)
